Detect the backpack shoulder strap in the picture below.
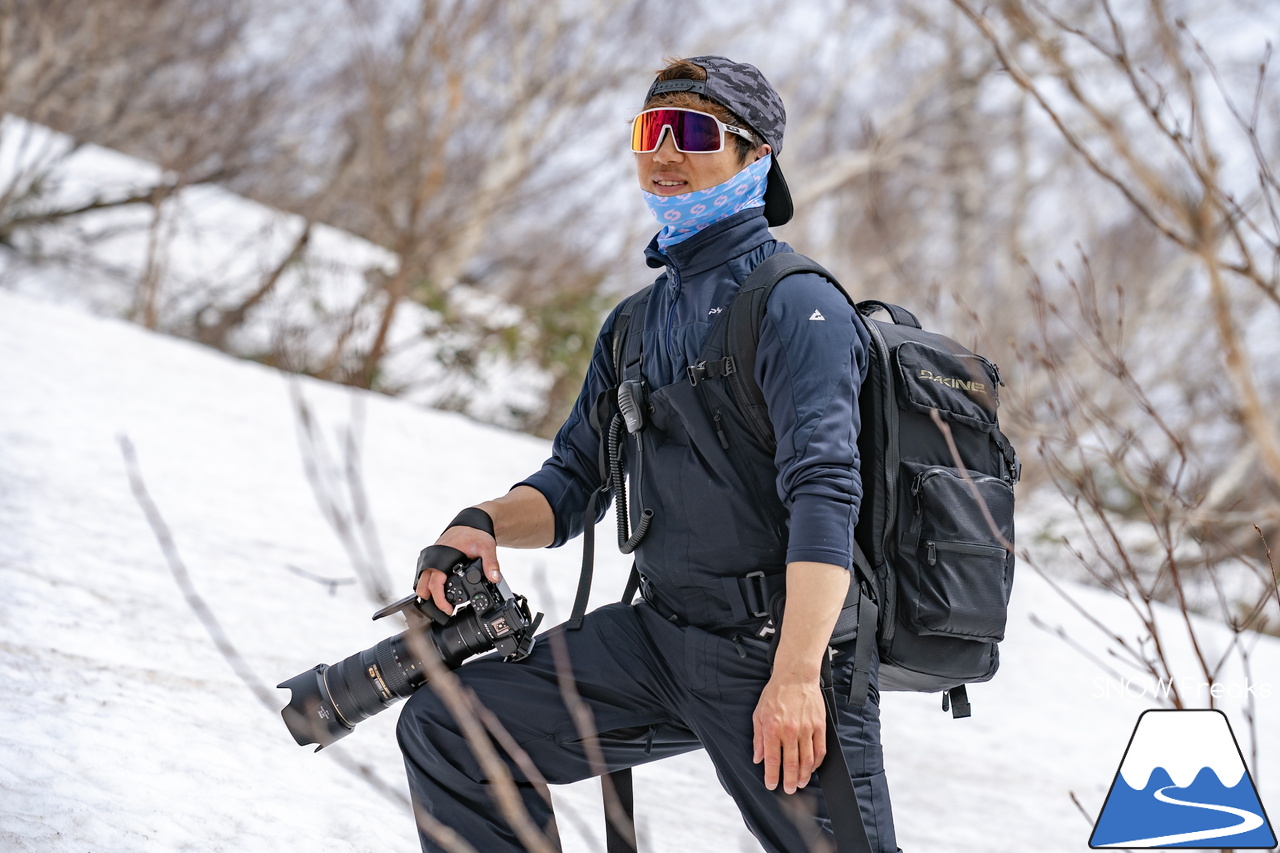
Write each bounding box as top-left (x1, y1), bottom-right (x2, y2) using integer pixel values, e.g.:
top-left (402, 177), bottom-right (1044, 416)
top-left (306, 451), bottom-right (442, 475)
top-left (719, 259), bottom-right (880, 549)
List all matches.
top-left (612, 285), bottom-right (654, 382)
top-left (567, 285), bottom-right (653, 632)
top-left (725, 252), bottom-right (849, 449)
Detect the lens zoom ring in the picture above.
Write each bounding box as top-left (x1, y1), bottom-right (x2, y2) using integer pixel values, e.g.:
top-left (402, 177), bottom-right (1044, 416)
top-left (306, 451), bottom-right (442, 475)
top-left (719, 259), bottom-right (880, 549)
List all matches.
top-left (333, 651), bottom-right (382, 725)
top-left (375, 638), bottom-right (412, 697)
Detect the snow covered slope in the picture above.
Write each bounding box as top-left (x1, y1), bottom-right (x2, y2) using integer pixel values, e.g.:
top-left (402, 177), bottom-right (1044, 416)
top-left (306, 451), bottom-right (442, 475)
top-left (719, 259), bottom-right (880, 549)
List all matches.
top-left (1, 289), bottom-right (1276, 852)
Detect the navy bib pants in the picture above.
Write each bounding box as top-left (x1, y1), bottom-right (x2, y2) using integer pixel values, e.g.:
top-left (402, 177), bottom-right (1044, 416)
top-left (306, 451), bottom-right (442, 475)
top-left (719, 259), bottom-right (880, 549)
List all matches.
top-left (397, 600), bottom-right (897, 852)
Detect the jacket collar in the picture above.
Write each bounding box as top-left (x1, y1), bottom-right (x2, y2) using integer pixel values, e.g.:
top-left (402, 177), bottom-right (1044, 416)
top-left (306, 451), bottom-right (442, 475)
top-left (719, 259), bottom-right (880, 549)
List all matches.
top-left (644, 208), bottom-right (773, 279)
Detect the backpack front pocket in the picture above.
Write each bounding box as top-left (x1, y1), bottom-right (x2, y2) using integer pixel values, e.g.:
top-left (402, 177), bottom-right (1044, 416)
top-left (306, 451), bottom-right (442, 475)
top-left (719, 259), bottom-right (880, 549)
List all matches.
top-left (897, 463), bottom-right (1014, 640)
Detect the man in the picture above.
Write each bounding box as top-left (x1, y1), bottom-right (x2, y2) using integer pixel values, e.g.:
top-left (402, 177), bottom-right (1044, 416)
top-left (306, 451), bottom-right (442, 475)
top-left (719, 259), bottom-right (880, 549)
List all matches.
top-left (399, 55), bottom-right (898, 853)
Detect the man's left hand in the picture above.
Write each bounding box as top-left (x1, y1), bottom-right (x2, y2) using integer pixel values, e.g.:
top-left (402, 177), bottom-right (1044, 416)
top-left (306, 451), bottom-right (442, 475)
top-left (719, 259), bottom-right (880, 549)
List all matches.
top-left (752, 673), bottom-right (827, 794)
top-left (750, 560), bottom-right (850, 795)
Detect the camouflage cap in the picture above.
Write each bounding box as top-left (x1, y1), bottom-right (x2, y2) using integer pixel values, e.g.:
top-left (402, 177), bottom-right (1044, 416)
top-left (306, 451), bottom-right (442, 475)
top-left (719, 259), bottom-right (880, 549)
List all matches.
top-left (644, 55), bottom-right (793, 226)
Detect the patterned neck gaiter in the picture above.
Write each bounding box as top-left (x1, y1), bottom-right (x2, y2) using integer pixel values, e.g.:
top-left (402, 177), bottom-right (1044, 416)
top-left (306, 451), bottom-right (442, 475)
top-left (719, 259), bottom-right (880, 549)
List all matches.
top-left (642, 154), bottom-right (771, 252)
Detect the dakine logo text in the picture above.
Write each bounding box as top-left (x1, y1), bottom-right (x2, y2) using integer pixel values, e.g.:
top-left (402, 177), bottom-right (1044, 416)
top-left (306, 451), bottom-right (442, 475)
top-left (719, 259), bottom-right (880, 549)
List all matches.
top-left (917, 369), bottom-right (985, 393)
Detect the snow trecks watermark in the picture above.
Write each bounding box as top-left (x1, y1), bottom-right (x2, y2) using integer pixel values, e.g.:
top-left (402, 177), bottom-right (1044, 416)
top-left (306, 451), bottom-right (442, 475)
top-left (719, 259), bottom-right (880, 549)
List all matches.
top-left (1093, 677), bottom-right (1273, 702)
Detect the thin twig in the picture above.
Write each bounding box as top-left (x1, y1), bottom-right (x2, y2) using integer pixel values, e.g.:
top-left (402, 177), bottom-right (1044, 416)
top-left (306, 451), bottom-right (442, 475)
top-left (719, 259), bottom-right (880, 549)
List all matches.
top-left (118, 433), bottom-right (411, 810)
top-left (406, 630), bottom-right (559, 853)
top-left (119, 433), bottom-right (278, 708)
top-left (289, 381), bottom-right (395, 605)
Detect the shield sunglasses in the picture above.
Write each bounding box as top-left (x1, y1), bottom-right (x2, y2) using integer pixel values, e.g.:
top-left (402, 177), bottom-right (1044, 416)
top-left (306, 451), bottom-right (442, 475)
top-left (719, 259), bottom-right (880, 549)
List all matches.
top-left (630, 107), bottom-right (756, 154)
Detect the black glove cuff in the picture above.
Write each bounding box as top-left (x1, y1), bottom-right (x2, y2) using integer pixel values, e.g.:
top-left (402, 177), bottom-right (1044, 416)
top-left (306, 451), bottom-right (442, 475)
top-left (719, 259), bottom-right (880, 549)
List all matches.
top-left (444, 506), bottom-right (495, 538)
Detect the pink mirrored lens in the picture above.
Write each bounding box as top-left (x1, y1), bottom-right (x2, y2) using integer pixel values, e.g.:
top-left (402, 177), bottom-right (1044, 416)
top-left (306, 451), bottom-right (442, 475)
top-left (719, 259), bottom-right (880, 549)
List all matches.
top-left (631, 109), bottom-right (724, 153)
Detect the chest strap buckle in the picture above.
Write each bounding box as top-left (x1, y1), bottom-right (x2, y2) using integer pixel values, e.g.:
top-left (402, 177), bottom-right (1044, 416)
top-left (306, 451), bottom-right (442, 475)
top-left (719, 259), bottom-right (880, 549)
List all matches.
top-left (687, 356), bottom-right (736, 387)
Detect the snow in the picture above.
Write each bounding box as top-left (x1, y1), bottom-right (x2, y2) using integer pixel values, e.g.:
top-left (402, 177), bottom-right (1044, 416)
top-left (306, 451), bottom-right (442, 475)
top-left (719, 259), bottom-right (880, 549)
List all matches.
top-left (2, 286), bottom-right (1277, 852)
top-left (0, 114), bottom-right (550, 430)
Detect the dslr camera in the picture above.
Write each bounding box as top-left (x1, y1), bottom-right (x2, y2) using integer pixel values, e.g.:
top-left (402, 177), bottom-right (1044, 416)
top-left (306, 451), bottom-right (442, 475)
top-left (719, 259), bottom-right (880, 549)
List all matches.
top-left (278, 556), bottom-right (541, 749)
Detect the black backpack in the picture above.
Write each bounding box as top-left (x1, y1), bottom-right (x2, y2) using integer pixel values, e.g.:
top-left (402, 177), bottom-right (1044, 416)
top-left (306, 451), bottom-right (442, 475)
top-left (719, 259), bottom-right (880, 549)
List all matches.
top-left (712, 251), bottom-right (1021, 717)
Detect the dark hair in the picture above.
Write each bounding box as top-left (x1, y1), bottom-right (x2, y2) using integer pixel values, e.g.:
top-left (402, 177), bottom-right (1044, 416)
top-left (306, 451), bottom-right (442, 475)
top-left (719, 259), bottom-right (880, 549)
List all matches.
top-left (643, 58), bottom-right (756, 163)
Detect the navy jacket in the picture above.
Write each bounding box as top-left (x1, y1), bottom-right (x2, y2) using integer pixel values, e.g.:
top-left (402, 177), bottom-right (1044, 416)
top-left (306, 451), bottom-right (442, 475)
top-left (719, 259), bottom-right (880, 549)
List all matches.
top-left (520, 208), bottom-right (869, 619)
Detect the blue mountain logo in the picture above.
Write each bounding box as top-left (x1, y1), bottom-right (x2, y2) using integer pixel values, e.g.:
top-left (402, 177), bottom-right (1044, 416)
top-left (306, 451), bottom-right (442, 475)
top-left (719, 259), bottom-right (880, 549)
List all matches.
top-left (1091, 709), bottom-right (1277, 848)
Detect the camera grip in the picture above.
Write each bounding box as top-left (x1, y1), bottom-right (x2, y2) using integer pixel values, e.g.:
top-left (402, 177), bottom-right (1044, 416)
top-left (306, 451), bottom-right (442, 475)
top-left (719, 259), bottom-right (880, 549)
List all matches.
top-left (415, 595), bottom-right (451, 626)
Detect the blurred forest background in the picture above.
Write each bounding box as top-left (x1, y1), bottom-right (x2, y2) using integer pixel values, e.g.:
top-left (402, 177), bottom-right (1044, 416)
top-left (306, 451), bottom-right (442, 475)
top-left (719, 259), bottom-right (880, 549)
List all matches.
top-left (2, 0), bottom-right (1279, 670)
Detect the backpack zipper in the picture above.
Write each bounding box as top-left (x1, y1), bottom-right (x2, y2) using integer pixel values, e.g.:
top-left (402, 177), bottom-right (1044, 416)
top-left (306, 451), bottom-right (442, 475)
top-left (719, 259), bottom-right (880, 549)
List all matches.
top-left (912, 466), bottom-right (1005, 496)
top-left (924, 540), bottom-right (1007, 566)
top-left (862, 317), bottom-right (897, 648)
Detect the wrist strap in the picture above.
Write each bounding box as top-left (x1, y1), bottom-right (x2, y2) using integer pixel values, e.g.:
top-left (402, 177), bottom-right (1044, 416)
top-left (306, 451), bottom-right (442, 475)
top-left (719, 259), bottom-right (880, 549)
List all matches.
top-left (444, 507), bottom-right (495, 538)
top-left (413, 544), bottom-right (467, 611)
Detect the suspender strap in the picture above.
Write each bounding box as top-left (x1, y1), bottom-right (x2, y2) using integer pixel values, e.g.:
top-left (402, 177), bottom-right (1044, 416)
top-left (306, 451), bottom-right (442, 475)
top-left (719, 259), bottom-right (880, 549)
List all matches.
top-left (604, 768), bottom-right (638, 852)
top-left (818, 656), bottom-right (874, 853)
top-left (622, 562), bottom-right (641, 604)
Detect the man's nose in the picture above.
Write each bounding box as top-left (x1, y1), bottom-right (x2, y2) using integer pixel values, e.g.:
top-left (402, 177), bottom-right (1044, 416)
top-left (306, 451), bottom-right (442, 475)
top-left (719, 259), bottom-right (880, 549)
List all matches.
top-left (652, 128), bottom-right (683, 162)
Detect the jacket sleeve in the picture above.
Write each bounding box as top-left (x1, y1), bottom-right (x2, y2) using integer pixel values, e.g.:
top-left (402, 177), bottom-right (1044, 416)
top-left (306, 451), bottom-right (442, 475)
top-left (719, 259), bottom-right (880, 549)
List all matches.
top-left (514, 307), bottom-right (621, 548)
top-left (755, 272), bottom-right (869, 569)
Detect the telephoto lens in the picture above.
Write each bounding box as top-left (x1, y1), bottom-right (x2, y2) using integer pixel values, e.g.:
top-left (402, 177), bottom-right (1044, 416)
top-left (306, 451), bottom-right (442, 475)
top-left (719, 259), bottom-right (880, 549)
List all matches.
top-left (278, 557), bottom-right (540, 750)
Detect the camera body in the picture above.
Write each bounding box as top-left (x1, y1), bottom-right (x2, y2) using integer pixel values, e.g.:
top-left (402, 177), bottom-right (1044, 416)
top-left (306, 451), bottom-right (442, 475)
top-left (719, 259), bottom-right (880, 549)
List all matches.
top-left (278, 557), bottom-right (540, 750)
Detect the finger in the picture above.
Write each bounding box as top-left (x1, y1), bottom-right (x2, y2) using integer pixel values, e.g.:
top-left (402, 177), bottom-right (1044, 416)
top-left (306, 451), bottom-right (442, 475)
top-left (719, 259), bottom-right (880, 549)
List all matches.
top-left (753, 717), bottom-right (763, 765)
top-left (426, 571), bottom-right (454, 615)
top-left (759, 724), bottom-right (781, 791)
top-left (782, 737), bottom-right (802, 794)
top-left (472, 536), bottom-right (501, 582)
top-left (763, 748), bottom-right (781, 792)
top-left (414, 567), bottom-right (434, 600)
top-left (811, 726), bottom-right (827, 773)
top-left (482, 550), bottom-right (502, 583)
top-left (793, 732), bottom-right (815, 792)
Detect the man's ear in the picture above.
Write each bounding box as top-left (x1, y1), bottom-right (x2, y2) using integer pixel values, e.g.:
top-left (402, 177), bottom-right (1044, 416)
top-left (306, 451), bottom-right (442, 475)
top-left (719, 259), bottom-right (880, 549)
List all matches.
top-left (752, 143), bottom-right (773, 163)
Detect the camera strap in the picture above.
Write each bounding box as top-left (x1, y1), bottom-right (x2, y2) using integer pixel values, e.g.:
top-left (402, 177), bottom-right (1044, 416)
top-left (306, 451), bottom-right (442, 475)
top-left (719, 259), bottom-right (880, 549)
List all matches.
top-left (567, 384), bottom-right (619, 631)
top-left (568, 286), bottom-right (653, 632)
top-left (818, 653), bottom-right (875, 853)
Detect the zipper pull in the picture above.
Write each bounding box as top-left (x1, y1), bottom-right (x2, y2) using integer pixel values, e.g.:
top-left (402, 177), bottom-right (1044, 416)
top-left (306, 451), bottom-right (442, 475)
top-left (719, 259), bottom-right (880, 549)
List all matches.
top-left (911, 469), bottom-right (928, 498)
top-left (925, 541), bottom-right (937, 566)
top-left (713, 410), bottom-right (730, 449)
top-left (901, 471), bottom-right (929, 549)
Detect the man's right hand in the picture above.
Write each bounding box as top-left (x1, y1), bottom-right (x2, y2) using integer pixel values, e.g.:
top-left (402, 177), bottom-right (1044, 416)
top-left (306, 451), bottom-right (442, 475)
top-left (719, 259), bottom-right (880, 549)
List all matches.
top-left (412, 487), bottom-right (555, 614)
top-left (415, 524), bottom-right (501, 616)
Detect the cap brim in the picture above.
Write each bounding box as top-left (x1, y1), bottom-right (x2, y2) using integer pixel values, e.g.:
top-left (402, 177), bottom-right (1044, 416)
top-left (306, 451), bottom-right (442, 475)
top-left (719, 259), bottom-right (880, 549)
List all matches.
top-left (764, 156), bottom-right (793, 226)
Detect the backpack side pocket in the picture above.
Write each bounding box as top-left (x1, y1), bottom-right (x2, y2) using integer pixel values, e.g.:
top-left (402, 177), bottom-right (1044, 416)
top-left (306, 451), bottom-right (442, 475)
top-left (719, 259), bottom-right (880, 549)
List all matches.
top-left (897, 462), bottom-right (1014, 641)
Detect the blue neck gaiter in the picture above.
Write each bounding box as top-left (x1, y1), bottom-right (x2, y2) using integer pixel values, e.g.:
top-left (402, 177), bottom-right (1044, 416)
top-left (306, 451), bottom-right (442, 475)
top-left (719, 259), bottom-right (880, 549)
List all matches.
top-left (642, 154), bottom-right (771, 252)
